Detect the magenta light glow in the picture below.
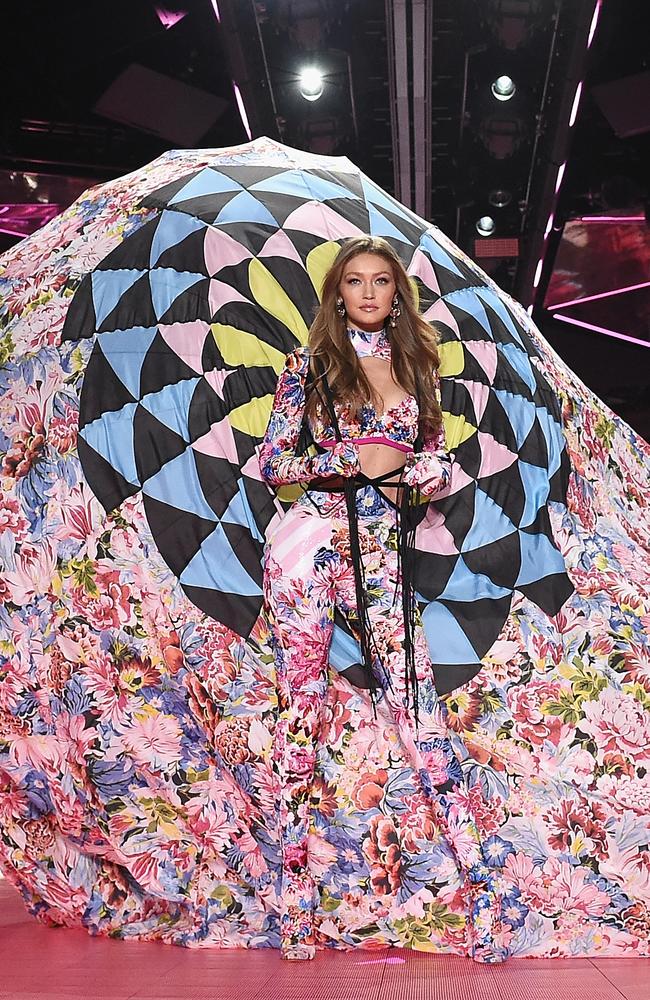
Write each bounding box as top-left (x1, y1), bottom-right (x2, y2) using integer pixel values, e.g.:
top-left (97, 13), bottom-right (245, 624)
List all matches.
top-left (554, 162), bottom-right (566, 194)
top-left (210, 0), bottom-right (221, 22)
top-left (533, 258), bottom-right (544, 288)
top-left (547, 281), bottom-right (650, 311)
top-left (232, 82), bottom-right (252, 140)
top-left (153, 6), bottom-right (187, 29)
top-left (587, 0), bottom-right (602, 47)
top-left (544, 213), bottom-right (554, 238)
top-left (578, 215), bottom-right (645, 223)
top-left (569, 81), bottom-right (583, 127)
top-left (553, 313), bottom-right (650, 349)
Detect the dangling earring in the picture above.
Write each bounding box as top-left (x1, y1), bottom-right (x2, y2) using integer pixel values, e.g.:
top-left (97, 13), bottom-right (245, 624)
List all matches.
top-left (336, 296), bottom-right (346, 319)
top-left (389, 295), bottom-right (401, 328)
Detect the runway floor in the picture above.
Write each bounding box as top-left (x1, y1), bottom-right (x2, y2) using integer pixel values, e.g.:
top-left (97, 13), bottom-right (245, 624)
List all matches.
top-left (0, 880), bottom-right (646, 1000)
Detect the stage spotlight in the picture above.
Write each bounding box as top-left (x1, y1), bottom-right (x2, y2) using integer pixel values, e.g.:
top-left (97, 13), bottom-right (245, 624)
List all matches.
top-left (299, 67), bottom-right (324, 102)
top-left (491, 76), bottom-right (516, 101)
top-left (476, 215), bottom-right (496, 236)
top-left (488, 188), bottom-right (512, 208)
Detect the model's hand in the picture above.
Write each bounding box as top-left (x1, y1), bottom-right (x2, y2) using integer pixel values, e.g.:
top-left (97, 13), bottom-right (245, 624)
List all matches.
top-left (402, 451), bottom-right (451, 497)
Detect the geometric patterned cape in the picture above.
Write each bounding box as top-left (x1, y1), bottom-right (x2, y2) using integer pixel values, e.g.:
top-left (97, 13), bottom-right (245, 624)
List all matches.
top-left (61, 153), bottom-right (573, 683)
top-left (1, 139), bottom-right (648, 959)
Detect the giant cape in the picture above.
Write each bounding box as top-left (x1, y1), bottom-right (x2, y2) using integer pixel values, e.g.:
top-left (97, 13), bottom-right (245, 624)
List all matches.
top-left (0, 139), bottom-right (648, 958)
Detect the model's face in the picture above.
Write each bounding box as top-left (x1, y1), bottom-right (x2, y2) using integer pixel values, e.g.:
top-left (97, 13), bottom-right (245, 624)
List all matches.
top-left (338, 253), bottom-right (397, 332)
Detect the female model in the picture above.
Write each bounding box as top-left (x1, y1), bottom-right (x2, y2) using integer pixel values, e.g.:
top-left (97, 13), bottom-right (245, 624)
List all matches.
top-left (259, 236), bottom-right (505, 963)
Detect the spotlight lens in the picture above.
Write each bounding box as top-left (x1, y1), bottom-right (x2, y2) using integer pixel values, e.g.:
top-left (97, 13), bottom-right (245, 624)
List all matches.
top-left (476, 215), bottom-right (496, 236)
top-left (488, 188), bottom-right (512, 208)
top-left (491, 75), bottom-right (516, 101)
top-left (299, 67), bottom-right (324, 101)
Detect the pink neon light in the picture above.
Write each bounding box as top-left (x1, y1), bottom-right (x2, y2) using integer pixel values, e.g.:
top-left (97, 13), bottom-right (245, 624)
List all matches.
top-left (587, 0), bottom-right (602, 47)
top-left (210, 0), bottom-right (221, 21)
top-left (554, 162), bottom-right (566, 194)
top-left (533, 258), bottom-right (544, 288)
top-left (154, 6), bottom-right (187, 29)
top-left (569, 81), bottom-right (583, 127)
top-left (547, 281), bottom-right (650, 311)
top-left (553, 313), bottom-right (650, 349)
top-left (544, 213), bottom-right (554, 238)
top-left (232, 82), bottom-right (252, 139)
top-left (578, 215), bottom-right (645, 223)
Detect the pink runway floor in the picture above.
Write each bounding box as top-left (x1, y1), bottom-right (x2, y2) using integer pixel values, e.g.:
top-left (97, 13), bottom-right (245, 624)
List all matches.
top-left (0, 880), bottom-right (646, 1000)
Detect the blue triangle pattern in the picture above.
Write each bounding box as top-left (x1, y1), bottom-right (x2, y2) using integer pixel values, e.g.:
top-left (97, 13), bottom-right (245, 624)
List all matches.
top-left (97, 326), bottom-right (159, 399)
top-left (535, 406), bottom-right (564, 478)
top-left (249, 170), bottom-right (356, 203)
top-left (150, 210), bottom-right (207, 268)
top-left (80, 404), bottom-right (140, 487)
top-left (438, 555), bottom-right (511, 602)
top-left (361, 176), bottom-right (416, 224)
top-left (518, 461), bottom-right (551, 529)
top-left (421, 601), bottom-right (481, 664)
top-left (368, 204), bottom-right (410, 243)
top-left (221, 481), bottom-right (264, 542)
top-left (461, 488), bottom-right (517, 552)
top-left (169, 167), bottom-right (244, 205)
top-left (516, 530), bottom-right (566, 588)
top-left (180, 522), bottom-right (262, 596)
top-left (139, 378), bottom-right (201, 442)
top-left (142, 449), bottom-right (218, 522)
top-left (419, 232), bottom-right (464, 278)
top-left (497, 342), bottom-right (537, 395)
top-left (148, 267), bottom-right (205, 322)
top-left (92, 269), bottom-right (147, 328)
top-left (215, 190), bottom-right (280, 227)
top-left (493, 390), bottom-right (537, 449)
top-left (475, 287), bottom-right (524, 347)
top-left (444, 289), bottom-right (493, 339)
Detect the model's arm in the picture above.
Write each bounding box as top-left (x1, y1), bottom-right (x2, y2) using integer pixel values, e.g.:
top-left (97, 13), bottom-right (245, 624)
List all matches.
top-left (259, 349), bottom-right (360, 487)
top-left (402, 373), bottom-right (452, 497)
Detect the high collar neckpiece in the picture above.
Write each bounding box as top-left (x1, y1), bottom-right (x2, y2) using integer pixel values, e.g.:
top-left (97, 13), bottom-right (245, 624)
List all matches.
top-left (347, 326), bottom-right (391, 361)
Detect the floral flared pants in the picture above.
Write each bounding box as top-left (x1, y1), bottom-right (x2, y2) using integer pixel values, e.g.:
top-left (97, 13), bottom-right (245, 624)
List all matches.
top-left (263, 485), bottom-right (506, 962)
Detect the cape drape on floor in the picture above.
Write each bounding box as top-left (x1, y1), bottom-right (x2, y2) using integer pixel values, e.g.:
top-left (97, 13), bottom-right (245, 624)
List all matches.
top-left (0, 139), bottom-right (648, 957)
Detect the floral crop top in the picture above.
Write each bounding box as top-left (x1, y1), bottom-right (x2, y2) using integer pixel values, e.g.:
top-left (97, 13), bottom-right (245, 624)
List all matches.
top-left (259, 347), bottom-right (452, 498)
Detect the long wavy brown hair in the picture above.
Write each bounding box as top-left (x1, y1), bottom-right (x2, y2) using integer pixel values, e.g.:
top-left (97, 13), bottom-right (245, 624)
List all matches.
top-left (305, 236), bottom-right (443, 439)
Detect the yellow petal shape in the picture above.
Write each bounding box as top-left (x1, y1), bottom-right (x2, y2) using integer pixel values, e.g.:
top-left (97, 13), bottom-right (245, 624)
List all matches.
top-left (229, 394), bottom-right (275, 438)
top-left (437, 340), bottom-right (464, 377)
top-left (210, 324), bottom-right (287, 374)
top-left (248, 257), bottom-right (309, 344)
top-left (442, 411), bottom-right (477, 449)
top-left (306, 241), bottom-right (341, 299)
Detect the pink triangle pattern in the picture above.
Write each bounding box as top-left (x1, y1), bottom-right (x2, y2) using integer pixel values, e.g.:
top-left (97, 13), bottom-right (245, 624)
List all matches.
top-left (258, 229), bottom-right (305, 267)
top-left (209, 279), bottom-right (251, 316)
top-left (158, 320), bottom-right (210, 374)
top-left (464, 340), bottom-right (498, 383)
top-left (477, 431), bottom-right (518, 478)
top-left (204, 368), bottom-right (231, 399)
top-left (282, 202), bottom-right (363, 239)
top-left (191, 417), bottom-right (239, 465)
top-left (408, 248), bottom-right (441, 298)
top-left (203, 227), bottom-right (252, 275)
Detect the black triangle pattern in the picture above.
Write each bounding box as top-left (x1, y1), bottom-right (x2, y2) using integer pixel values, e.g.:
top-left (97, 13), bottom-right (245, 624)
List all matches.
top-left (65, 160), bottom-right (572, 655)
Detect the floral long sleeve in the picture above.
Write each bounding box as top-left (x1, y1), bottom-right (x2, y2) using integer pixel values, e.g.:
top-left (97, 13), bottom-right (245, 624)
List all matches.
top-left (259, 348), bottom-right (360, 487)
top-left (402, 371), bottom-right (452, 497)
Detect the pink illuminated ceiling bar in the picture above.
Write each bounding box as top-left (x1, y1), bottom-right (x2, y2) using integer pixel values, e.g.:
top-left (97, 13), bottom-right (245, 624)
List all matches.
top-left (553, 313), bottom-right (650, 349)
top-left (547, 280), bottom-right (650, 311)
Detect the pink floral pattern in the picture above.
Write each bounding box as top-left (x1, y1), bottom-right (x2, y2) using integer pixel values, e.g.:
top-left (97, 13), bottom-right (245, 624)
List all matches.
top-left (0, 141), bottom-right (648, 958)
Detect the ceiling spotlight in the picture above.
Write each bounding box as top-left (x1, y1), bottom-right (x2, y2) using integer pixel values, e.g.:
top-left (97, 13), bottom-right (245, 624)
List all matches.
top-left (488, 188), bottom-right (512, 208)
top-left (491, 76), bottom-right (516, 102)
top-left (476, 215), bottom-right (496, 236)
top-left (299, 67), bottom-right (324, 102)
